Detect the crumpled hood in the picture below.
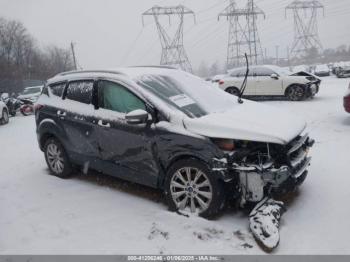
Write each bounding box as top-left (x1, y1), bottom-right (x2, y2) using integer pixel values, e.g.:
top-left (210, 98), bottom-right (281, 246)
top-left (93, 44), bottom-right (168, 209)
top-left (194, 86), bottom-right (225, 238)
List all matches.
top-left (183, 100), bottom-right (306, 145)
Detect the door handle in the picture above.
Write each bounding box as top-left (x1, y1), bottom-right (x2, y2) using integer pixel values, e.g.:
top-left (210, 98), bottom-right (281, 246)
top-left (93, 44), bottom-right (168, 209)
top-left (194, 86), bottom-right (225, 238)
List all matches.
top-left (57, 110), bottom-right (66, 117)
top-left (98, 120), bottom-right (111, 128)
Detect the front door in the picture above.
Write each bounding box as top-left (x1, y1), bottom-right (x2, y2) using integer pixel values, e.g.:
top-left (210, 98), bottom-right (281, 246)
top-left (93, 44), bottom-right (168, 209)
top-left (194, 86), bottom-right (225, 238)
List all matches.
top-left (94, 80), bottom-right (159, 187)
top-left (254, 67), bottom-right (283, 96)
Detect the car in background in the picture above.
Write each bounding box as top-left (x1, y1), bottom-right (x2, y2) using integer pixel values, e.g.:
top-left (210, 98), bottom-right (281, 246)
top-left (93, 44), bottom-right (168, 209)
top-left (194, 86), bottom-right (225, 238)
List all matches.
top-left (219, 65), bottom-right (320, 101)
top-left (0, 99), bottom-right (9, 125)
top-left (313, 64), bottom-right (330, 77)
top-left (211, 74), bottom-right (227, 83)
top-left (35, 66), bottom-right (313, 218)
top-left (293, 65), bottom-right (311, 73)
top-left (337, 66), bottom-right (350, 78)
top-left (344, 82), bottom-right (350, 113)
top-left (17, 86), bottom-right (43, 102)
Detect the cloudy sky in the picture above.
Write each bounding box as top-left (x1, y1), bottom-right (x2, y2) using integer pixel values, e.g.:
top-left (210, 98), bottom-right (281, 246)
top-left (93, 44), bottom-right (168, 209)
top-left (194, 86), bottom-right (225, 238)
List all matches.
top-left (0, 0), bottom-right (349, 70)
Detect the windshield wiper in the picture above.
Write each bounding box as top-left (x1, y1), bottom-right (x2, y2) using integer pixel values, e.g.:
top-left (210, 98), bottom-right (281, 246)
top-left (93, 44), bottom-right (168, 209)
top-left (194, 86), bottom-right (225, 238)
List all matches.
top-left (238, 53), bottom-right (249, 104)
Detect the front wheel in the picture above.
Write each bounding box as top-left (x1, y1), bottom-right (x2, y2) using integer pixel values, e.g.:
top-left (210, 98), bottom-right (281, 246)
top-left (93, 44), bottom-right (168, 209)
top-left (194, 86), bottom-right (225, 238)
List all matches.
top-left (164, 159), bottom-right (225, 219)
top-left (286, 85), bottom-right (306, 101)
top-left (44, 138), bottom-right (73, 178)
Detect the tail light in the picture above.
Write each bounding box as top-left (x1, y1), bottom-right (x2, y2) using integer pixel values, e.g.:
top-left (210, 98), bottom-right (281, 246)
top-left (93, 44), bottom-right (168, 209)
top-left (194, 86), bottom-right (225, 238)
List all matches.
top-left (34, 104), bottom-right (44, 112)
top-left (219, 80), bottom-right (225, 85)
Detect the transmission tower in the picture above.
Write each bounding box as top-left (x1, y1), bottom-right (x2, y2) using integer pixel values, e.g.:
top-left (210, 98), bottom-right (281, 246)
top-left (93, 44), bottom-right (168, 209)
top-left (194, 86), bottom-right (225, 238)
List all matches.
top-left (286, 0), bottom-right (325, 60)
top-left (219, 0), bottom-right (265, 69)
top-left (142, 5), bottom-right (195, 73)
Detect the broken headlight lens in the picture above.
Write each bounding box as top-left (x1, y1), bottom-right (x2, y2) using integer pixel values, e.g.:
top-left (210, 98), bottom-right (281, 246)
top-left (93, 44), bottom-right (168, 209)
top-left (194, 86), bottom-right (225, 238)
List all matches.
top-left (212, 139), bottom-right (235, 151)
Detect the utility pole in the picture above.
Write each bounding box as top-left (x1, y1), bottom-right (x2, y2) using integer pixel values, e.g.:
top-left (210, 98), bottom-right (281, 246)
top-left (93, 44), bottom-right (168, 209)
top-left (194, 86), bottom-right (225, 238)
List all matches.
top-left (219, 0), bottom-right (265, 69)
top-left (286, 0), bottom-right (325, 61)
top-left (276, 45), bottom-right (279, 65)
top-left (142, 5), bottom-right (195, 73)
top-left (70, 42), bottom-right (78, 70)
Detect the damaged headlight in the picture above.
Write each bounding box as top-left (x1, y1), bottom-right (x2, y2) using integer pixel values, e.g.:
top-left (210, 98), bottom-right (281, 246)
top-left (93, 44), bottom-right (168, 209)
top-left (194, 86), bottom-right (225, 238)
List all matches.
top-left (212, 138), bottom-right (235, 151)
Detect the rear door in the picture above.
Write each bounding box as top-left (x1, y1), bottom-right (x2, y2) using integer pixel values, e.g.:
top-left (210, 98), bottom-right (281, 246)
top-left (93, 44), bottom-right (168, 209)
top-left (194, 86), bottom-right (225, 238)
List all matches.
top-left (255, 67), bottom-right (283, 95)
top-left (234, 68), bottom-right (256, 96)
top-left (94, 79), bottom-right (159, 187)
top-left (60, 80), bottom-right (100, 161)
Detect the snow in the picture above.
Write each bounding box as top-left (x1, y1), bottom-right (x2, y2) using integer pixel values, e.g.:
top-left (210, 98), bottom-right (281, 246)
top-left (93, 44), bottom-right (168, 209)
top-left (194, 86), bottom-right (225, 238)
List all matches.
top-left (1, 76), bottom-right (350, 254)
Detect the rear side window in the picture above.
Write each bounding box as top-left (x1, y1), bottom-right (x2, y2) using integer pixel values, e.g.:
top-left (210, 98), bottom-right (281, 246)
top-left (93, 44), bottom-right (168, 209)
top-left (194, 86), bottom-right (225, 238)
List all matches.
top-left (254, 67), bottom-right (274, 76)
top-left (66, 81), bottom-right (94, 104)
top-left (49, 83), bottom-right (66, 97)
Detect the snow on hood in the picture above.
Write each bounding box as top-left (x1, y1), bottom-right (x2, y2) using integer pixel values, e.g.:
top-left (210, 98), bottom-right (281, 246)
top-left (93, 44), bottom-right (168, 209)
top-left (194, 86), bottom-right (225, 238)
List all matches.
top-left (183, 100), bottom-right (306, 145)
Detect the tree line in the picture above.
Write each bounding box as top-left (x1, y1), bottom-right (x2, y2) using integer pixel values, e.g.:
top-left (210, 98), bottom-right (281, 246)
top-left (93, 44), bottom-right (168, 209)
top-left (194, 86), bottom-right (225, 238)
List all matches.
top-left (0, 17), bottom-right (74, 93)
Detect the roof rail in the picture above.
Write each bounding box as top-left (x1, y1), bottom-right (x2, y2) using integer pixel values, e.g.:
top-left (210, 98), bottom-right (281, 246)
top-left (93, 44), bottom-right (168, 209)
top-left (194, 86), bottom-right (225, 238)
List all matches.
top-left (129, 65), bottom-right (177, 70)
top-left (56, 70), bottom-right (124, 77)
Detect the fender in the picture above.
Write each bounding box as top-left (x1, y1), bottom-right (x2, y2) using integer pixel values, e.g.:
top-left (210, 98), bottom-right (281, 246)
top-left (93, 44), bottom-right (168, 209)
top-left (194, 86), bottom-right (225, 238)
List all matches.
top-left (37, 119), bottom-right (69, 151)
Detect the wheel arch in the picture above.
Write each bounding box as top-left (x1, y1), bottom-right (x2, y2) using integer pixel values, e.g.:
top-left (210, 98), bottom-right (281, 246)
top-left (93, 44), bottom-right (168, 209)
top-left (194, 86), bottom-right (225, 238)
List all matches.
top-left (158, 154), bottom-right (209, 189)
top-left (37, 119), bottom-right (67, 151)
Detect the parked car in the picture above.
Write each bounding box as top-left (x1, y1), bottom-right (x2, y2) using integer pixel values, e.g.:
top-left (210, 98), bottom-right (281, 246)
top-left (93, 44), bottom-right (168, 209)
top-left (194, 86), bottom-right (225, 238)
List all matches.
top-left (313, 64), bottom-right (330, 77)
top-left (219, 65), bottom-right (320, 101)
top-left (18, 86), bottom-right (43, 102)
top-left (292, 65), bottom-right (311, 73)
top-left (337, 66), bottom-right (350, 78)
top-left (211, 74), bottom-right (227, 83)
top-left (344, 82), bottom-right (350, 113)
top-left (0, 99), bottom-right (9, 125)
top-left (35, 66), bottom-right (314, 218)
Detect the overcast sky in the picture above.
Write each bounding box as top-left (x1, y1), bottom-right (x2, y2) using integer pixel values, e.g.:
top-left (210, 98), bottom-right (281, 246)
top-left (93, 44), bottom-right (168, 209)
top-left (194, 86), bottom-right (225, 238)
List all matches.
top-left (0, 0), bottom-right (349, 70)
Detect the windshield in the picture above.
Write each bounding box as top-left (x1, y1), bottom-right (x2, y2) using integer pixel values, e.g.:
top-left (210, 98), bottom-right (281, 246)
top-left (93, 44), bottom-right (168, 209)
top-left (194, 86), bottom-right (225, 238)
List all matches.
top-left (135, 71), bottom-right (236, 118)
top-left (22, 87), bottom-right (41, 95)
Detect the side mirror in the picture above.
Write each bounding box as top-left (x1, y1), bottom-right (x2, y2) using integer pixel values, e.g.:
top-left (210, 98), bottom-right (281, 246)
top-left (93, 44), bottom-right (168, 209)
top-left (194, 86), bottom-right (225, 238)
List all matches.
top-left (270, 73), bottom-right (279, 79)
top-left (125, 109), bottom-right (149, 125)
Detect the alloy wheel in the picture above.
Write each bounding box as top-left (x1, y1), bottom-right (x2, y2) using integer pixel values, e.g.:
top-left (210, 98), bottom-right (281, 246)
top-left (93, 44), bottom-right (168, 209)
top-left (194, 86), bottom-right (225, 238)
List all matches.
top-left (170, 167), bottom-right (213, 214)
top-left (46, 143), bottom-right (64, 174)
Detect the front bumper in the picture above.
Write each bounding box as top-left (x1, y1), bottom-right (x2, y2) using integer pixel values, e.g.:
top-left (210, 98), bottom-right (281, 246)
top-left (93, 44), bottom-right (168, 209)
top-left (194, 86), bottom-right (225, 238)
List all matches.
top-left (214, 134), bottom-right (314, 205)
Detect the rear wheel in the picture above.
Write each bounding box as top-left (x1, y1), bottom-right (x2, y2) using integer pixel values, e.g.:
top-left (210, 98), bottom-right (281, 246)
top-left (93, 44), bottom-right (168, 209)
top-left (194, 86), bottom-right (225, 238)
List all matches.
top-left (225, 87), bottom-right (240, 96)
top-left (1, 109), bottom-right (9, 125)
top-left (44, 138), bottom-right (72, 178)
top-left (286, 85), bottom-right (306, 101)
top-left (164, 159), bottom-right (225, 219)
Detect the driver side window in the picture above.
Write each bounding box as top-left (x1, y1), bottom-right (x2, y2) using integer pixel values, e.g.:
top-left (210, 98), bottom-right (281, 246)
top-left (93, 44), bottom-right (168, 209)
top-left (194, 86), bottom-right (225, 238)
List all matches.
top-left (98, 80), bottom-right (146, 114)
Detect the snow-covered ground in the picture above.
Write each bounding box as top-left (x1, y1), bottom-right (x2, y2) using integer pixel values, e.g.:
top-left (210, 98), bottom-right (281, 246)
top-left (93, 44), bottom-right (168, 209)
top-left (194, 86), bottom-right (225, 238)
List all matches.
top-left (0, 76), bottom-right (349, 255)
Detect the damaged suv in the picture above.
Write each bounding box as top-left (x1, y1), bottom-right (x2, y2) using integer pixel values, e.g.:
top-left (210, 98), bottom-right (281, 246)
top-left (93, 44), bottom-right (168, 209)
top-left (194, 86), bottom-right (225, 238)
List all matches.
top-left (35, 66), bottom-right (314, 218)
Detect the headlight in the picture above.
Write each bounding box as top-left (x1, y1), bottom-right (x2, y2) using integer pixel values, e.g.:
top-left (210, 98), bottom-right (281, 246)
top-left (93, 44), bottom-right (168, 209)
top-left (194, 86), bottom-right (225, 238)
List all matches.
top-left (212, 139), bottom-right (235, 151)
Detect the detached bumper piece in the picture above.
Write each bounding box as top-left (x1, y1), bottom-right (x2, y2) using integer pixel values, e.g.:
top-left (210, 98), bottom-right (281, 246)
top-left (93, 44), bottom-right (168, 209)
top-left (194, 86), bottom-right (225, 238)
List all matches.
top-left (249, 197), bottom-right (286, 252)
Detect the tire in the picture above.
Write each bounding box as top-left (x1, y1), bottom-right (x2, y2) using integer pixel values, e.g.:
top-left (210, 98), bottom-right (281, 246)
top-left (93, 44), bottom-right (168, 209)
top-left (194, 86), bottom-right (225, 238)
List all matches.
top-left (164, 158), bottom-right (225, 219)
top-left (44, 138), bottom-right (73, 178)
top-left (10, 110), bottom-right (16, 117)
top-left (225, 87), bottom-right (240, 96)
top-left (286, 85), bottom-right (306, 101)
top-left (1, 109), bottom-right (9, 125)
top-left (20, 105), bottom-right (33, 116)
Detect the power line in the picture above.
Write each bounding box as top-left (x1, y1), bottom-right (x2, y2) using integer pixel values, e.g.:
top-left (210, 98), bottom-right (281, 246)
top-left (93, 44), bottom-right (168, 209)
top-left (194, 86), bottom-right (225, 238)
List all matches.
top-left (142, 5), bottom-right (196, 72)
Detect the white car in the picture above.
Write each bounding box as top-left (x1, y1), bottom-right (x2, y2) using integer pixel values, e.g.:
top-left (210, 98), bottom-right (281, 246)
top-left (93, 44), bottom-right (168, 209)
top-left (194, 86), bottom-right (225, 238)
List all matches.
top-left (313, 64), bottom-right (330, 77)
top-left (219, 65), bottom-right (320, 101)
top-left (0, 100), bottom-right (9, 125)
top-left (18, 86), bottom-right (43, 102)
